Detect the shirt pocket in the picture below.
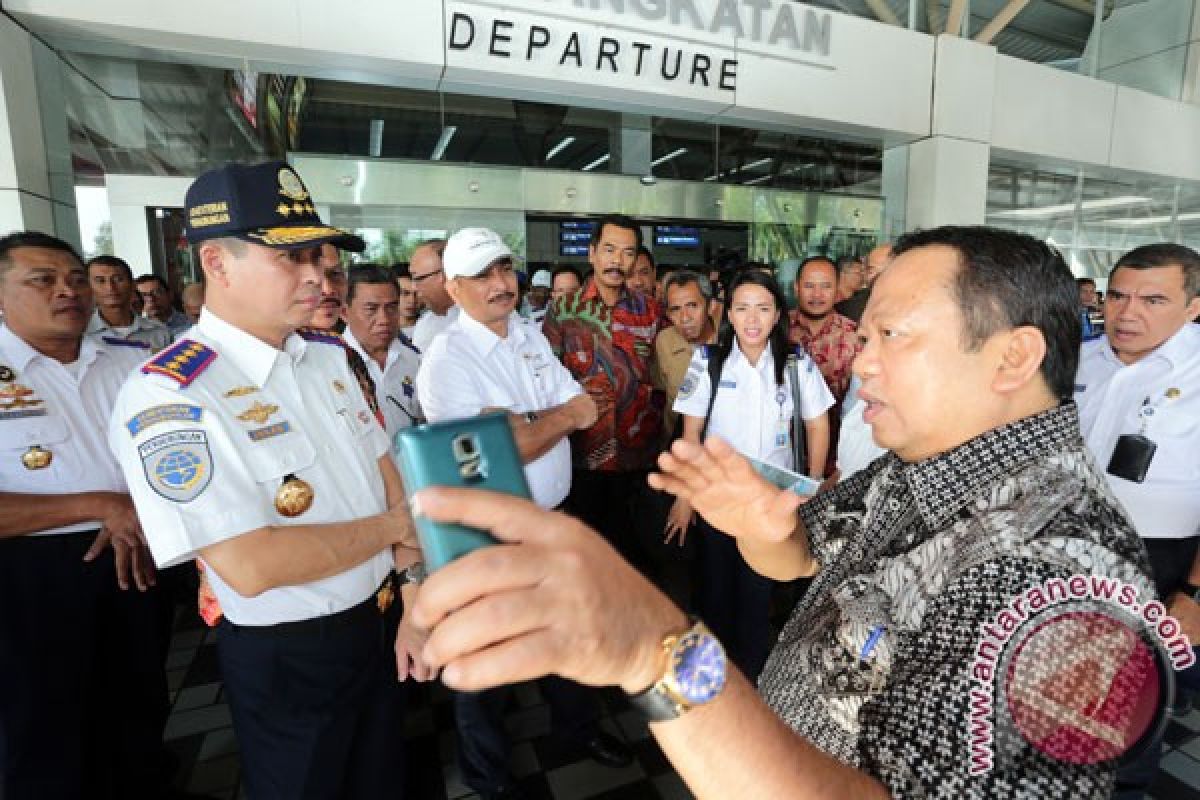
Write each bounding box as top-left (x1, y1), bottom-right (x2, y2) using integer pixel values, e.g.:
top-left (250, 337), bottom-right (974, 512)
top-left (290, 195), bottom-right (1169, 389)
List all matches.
top-left (0, 414), bottom-right (80, 488)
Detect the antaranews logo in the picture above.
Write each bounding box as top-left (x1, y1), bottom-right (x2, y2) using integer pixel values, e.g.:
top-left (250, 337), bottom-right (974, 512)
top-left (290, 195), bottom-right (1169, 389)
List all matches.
top-left (967, 574), bottom-right (1191, 776)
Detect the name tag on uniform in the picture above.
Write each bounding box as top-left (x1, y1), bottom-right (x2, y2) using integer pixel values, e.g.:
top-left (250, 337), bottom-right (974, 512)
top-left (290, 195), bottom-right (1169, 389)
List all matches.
top-left (718, 380), bottom-right (737, 389)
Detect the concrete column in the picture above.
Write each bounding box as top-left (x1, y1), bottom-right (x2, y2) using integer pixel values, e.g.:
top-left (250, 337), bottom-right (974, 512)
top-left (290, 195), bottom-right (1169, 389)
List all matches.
top-left (881, 35), bottom-right (993, 234)
top-left (0, 15), bottom-right (79, 245)
top-left (613, 114), bottom-right (652, 177)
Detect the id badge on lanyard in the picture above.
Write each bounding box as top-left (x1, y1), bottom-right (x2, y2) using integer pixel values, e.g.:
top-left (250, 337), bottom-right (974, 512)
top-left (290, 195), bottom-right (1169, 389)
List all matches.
top-left (774, 387), bottom-right (788, 448)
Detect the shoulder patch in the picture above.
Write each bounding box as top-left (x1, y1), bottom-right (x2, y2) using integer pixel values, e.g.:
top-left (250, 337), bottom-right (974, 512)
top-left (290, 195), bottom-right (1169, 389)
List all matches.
top-left (102, 336), bottom-right (152, 350)
top-left (296, 327), bottom-right (346, 348)
top-left (398, 330), bottom-right (421, 355)
top-left (126, 403), bottom-right (204, 436)
top-left (139, 429), bottom-right (212, 503)
top-left (142, 339), bottom-right (216, 387)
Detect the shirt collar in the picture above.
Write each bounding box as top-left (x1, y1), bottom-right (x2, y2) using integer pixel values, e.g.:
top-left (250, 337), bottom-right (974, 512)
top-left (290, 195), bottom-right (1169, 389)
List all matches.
top-left (195, 308), bottom-right (301, 387)
top-left (457, 310), bottom-right (525, 357)
top-left (342, 328), bottom-right (406, 371)
top-left (0, 323), bottom-right (102, 374)
top-left (1151, 322), bottom-right (1199, 368)
top-left (88, 309), bottom-right (153, 334)
top-left (901, 403), bottom-right (1082, 531)
top-left (581, 277), bottom-right (627, 307)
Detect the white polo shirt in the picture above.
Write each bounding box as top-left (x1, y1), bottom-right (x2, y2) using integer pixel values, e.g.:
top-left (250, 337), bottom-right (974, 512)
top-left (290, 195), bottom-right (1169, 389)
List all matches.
top-left (416, 310), bottom-right (583, 509)
top-left (343, 328), bottom-right (423, 436)
top-left (107, 309), bottom-right (393, 625)
top-left (411, 305), bottom-right (460, 354)
top-left (0, 325), bottom-right (143, 536)
top-left (88, 310), bottom-right (173, 351)
top-left (1075, 324), bottom-right (1200, 540)
top-left (675, 341), bottom-right (834, 471)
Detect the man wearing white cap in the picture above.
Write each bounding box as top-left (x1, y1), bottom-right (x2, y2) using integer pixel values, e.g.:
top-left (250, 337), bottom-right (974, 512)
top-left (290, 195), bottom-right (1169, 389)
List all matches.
top-left (416, 228), bottom-right (632, 799)
top-left (523, 268), bottom-right (553, 326)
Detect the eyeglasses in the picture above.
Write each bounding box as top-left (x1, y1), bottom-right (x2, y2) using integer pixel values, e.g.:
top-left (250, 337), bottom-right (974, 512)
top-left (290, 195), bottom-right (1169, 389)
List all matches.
top-left (411, 268), bottom-right (443, 284)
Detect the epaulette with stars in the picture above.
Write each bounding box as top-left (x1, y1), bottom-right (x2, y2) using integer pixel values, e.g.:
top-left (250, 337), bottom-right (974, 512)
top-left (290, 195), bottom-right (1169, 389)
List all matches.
top-left (141, 339), bottom-right (216, 387)
top-left (295, 327), bottom-right (347, 348)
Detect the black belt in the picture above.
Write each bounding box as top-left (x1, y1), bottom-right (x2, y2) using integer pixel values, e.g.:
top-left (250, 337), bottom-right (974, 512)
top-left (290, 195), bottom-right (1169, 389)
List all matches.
top-left (219, 574), bottom-right (392, 640)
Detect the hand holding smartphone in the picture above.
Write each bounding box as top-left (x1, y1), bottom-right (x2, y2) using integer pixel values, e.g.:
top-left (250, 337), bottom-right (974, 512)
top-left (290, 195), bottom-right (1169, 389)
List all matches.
top-left (393, 412), bottom-right (532, 572)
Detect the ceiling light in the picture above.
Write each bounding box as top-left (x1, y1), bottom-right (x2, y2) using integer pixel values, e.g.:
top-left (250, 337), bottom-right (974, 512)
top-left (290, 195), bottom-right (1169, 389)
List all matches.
top-left (988, 196), bottom-right (1151, 219)
top-left (582, 154), bottom-right (610, 171)
top-left (651, 147), bottom-right (688, 168)
top-left (431, 126), bottom-right (457, 161)
top-left (546, 136), bottom-right (576, 161)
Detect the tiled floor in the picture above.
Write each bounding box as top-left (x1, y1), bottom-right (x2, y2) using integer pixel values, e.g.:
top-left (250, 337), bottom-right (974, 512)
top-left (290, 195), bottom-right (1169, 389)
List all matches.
top-left (163, 609), bottom-right (1200, 799)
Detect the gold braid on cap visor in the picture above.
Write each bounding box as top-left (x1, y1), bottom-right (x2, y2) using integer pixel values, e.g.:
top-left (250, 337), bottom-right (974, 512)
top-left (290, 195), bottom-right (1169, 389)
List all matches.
top-left (244, 226), bottom-right (349, 246)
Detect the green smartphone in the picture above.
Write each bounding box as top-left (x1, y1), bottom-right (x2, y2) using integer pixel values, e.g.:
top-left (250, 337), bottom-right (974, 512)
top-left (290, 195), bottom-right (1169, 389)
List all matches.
top-left (393, 411), bottom-right (531, 572)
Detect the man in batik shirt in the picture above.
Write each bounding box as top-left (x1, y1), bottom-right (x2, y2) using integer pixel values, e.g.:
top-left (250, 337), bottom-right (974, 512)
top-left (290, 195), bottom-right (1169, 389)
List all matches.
top-left (543, 214), bottom-right (664, 571)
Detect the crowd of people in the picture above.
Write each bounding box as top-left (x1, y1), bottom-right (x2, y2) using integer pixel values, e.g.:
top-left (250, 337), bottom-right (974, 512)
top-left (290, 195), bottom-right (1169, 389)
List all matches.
top-left (1, 158), bottom-right (1198, 800)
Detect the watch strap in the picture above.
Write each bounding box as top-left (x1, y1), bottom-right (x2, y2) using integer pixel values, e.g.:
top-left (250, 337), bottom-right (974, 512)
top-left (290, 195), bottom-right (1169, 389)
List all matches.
top-left (628, 680), bottom-right (684, 722)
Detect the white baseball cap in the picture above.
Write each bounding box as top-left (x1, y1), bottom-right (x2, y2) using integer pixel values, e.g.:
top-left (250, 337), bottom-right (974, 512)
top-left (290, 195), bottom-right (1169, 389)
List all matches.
top-left (443, 227), bottom-right (514, 279)
top-left (531, 269), bottom-right (553, 288)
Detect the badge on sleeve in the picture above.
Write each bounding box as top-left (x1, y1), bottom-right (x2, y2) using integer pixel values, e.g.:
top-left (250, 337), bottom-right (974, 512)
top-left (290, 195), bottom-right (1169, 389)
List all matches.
top-left (139, 429), bottom-right (213, 503)
top-left (679, 373), bottom-right (698, 400)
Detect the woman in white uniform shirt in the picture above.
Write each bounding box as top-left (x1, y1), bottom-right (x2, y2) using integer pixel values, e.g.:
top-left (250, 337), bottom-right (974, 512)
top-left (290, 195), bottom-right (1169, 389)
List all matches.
top-left (668, 269), bottom-right (834, 679)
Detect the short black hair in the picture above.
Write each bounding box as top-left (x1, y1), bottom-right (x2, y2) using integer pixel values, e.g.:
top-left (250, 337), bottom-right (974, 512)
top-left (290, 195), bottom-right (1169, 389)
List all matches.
top-left (392, 263), bottom-right (411, 279)
top-left (589, 215), bottom-right (642, 250)
top-left (86, 255), bottom-right (133, 281)
top-left (135, 274), bottom-right (169, 293)
top-left (551, 265), bottom-right (583, 286)
top-left (892, 226), bottom-right (1079, 402)
top-left (1111, 243), bottom-right (1200, 300)
top-left (836, 256), bottom-right (864, 276)
top-left (0, 231), bottom-right (83, 277)
top-left (1076, 277), bottom-right (1096, 289)
top-left (797, 256), bottom-right (836, 280)
top-left (347, 264), bottom-right (398, 305)
top-left (636, 246), bottom-right (655, 267)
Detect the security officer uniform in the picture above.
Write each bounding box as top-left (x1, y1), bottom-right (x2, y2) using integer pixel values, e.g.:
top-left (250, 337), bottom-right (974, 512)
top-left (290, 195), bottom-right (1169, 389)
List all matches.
top-left (344, 327), bottom-right (423, 436)
top-left (0, 325), bottom-right (170, 799)
top-left (675, 341), bottom-right (834, 679)
top-left (87, 308), bottom-right (173, 351)
top-left (106, 162), bottom-right (402, 799)
top-left (1076, 324), bottom-right (1200, 597)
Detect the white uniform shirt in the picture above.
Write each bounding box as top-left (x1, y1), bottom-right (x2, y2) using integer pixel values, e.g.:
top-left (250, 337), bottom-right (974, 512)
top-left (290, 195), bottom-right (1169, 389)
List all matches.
top-left (674, 341), bottom-right (834, 470)
top-left (417, 310), bottom-right (583, 509)
top-left (107, 310), bottom-right (393, 625)
top-left (0, 325), bottom-right (143, 536)
top-left (343, 329), bottom-right (423, 436)
top-left (1075, 324), bottom-right (1200, 540)
top-left (411, 305), bottom-right (461, 354)
top-left (88, 310), bottom-right (172, 351)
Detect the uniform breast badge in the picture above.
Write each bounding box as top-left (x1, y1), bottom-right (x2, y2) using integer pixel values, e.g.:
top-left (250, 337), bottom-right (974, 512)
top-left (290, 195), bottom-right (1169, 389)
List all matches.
top-left (237, 401), bottom-right (280, 425)
top-left (275, 473), bottom-right (314, 517)
top-left (332, 380), bottom-right (347, 394)
top-left (223, 386), bottom-right (258, 398)
top-left (0, 365), bottom-right (14, 382)
top-left (21, 445), bottom-right (52, 470)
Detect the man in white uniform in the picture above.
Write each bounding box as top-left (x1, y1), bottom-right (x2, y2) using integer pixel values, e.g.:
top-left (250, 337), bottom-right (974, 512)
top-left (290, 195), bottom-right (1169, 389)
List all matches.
top-left (1074, 242), bottom-right (1200, 794)
top-left (107, 162), bottom-right (420, 799)
top-left (417, 227), bottom-right (631, 798)
top-left (86, 255), bottom-right (172, 350)
top-left (410, 238), bottom-right (460, 352)
top-left (0, 231), bottom-right (170, 799)
top-left (343, 265), bottom-right (423, 436)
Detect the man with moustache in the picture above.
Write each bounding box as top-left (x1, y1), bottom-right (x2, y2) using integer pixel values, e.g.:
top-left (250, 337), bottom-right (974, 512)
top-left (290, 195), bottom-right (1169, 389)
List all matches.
top-left (0, 232), bottom-right (170, 799)
top-left (135, 274), bottom-right (191, 338)
top-left (86, 255), bottom-right (172, 350)
top-left (409, 226), bottom-right (1159, 800)
top-left (543, 214), bottom-right (665, 573)
top-left (410, 238), bottom-right (459, 353)
top-left (417, 228), bottom-right (629, 798)
top-left (550, 264), bottom-right (582, 302)
top-left (108, 162), bottom-right (419, 798)
top-left (789, 256), bottom-right (861, 475)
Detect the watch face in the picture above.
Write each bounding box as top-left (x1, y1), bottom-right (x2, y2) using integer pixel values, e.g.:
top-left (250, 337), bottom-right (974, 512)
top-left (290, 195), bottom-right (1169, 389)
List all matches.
top-left (671, 630), bottom-right (727, 705)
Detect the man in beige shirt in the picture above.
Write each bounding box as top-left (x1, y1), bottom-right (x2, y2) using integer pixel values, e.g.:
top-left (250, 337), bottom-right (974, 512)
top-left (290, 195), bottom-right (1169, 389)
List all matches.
top-left (654, 270), bottom-right (718, 443)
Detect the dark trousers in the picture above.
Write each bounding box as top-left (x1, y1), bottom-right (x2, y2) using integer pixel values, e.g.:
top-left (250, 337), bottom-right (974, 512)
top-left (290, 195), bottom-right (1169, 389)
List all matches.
top-left (455, 676), bottom-right (599, 794)
top-left (696, 518), bottom-right (772, 681)
top-left (216, 600), bottom-right (403, 800)
top-left (1115, 535), bottom-right (1200, 799)
top-left (566, 468), bottom-right (654, 576)
top-left (0, 530), bottom-right (172, 800)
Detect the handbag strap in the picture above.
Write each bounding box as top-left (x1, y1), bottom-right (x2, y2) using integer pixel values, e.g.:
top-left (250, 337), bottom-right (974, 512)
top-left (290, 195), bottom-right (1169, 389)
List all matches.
top-left (787, 352), bottom-right (808, 475)
top-left (699, 346), bottom-right (727, 441)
